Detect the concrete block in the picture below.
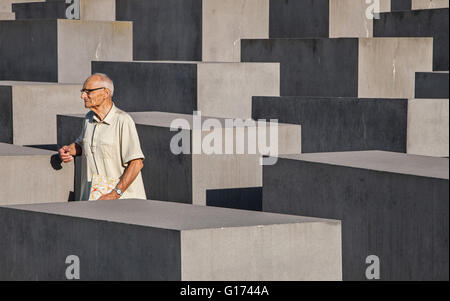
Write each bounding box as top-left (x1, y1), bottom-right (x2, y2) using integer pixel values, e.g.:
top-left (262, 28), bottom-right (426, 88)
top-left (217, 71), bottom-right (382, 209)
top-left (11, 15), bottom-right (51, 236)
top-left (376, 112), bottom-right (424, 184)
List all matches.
top-left (0, 0), bottom-right (44, 12)
top-left (391, 0), bottom-right (412, 10)
top-left (263, 151), bottom-right (449, 280)
top-left (412, 0), bottom-right (449, 9)
top-left (374, 8), bottom-right (449, 71)
top-left (57, 111), bottom-right (301, 205)
top-left (407, 99), bottom-right (449, 157)
top-left (0, 199), bottom-right (342, 280)
top-left (0, 143), bottom-right (74, 205)
top-left (0, 19), bottom-right (132, 82)
top-left (12, 0), bottom-right (115, 21)
top-left (415, 72), bottom-right (449, 98)
top-left (0, 11), bottom-right (14, 19)
top-left (92, 61), bottom-right (279, 119)
top-left (270, 0), bottom-right (390, 39)
top-left (241, 37), bottom-right (433, 98)
top-left (203, 0), bottom-right (269, 62)
top-left (0, 81), bottom-right (86, 145)
top-left (252, 96), bottom-right (408, 153)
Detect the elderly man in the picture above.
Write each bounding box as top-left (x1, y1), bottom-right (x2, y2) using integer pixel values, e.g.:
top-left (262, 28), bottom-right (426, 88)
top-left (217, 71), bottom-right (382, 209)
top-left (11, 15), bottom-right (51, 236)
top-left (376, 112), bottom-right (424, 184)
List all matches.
top-left (59, 73), bottom-right (146, 200)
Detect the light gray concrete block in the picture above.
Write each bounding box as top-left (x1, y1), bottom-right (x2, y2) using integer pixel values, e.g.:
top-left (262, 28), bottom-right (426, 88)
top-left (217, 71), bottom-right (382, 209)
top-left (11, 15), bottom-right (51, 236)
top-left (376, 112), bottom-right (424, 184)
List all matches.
top-left (358, 37), bottom-right (433, 99)
top-left (202, 0), bottom-right (269, 62)
top-left (407, 99), bottom-right (449, 157)
top-left (329, 0), bottom-right (391, 38)
top-left (0, 81), bottom-right (87, 145)
top-left (0, 199), bottom-right (342, 280)
top-left (0, 143), bottom-right (74, 205)
top-left (412, 0), bottom-right (449, 9)
top-left (0, 11), bottom-right (14, 19)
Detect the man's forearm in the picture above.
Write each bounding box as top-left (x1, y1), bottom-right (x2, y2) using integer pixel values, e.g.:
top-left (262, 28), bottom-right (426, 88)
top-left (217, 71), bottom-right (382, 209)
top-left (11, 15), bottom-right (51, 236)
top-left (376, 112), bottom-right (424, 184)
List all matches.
top-left (115, 159), bottom-right (144, 194)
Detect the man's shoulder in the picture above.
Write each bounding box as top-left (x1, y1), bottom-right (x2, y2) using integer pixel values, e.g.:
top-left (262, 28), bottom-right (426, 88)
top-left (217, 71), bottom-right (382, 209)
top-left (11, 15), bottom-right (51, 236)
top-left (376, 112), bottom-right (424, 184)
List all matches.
top-left (114, 106), bottom-right (135, 124)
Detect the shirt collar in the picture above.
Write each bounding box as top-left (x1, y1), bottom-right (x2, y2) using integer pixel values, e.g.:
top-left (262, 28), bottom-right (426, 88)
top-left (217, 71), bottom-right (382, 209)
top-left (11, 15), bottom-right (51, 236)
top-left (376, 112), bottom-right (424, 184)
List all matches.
top-left (92, 103), bottom-right (117, 125)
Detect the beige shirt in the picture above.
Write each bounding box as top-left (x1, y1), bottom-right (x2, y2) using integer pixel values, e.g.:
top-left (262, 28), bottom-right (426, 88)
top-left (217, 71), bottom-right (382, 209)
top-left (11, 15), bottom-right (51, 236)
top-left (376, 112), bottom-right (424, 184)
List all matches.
top-left (75, 104), bottom-right (146, 200)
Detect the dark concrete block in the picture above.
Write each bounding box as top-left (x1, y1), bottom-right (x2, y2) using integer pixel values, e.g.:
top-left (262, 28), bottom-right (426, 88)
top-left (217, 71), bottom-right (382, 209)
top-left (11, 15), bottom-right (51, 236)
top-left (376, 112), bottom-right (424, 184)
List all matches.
top-left (263, 151), bottom-right (449, 280)
top-left (0, 20), bottom-right (58, 82)
top-left (391, 0), bottom-right (412, 11)
top-left (206, 187), bottom-right (262, 211)
top-left (92, 61), bottom-right (279, 119)
top-left (0, 86), bottom-right (13, 144)
top-left (269, 0), bottom-right (329, 38)
top-left (252, 97), bottom-right (408, 153)
top-left (116, 0), bottom-right (202, 61)
top-left (374, 8), bottom-right (449, 71)
top-left (92, 61), bottom-right (198, 114)
top-left (58, 111), bottom-right (300, 205)
top-left (12, 1), bottom-right (66, 19)
top-left (0, 201), bottom-right (181, 280)
top-left (0, 199), bottom-right (342, 280)
top-left (415, 72), bottom-right (449, 98)
top-left (241, 38), bottom-right (359, 97)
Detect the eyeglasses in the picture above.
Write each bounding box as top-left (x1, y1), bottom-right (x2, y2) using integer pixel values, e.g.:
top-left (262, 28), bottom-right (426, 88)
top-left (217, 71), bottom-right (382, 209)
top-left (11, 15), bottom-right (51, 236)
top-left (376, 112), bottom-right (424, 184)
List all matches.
top-left (80, 87), bottom-right (105, 95)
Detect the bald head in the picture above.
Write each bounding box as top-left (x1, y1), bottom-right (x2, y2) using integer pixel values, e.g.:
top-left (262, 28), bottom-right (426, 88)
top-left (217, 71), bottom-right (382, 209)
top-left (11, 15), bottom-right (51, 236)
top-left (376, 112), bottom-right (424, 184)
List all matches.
top-left (85, 73), bottom-right (114, 97)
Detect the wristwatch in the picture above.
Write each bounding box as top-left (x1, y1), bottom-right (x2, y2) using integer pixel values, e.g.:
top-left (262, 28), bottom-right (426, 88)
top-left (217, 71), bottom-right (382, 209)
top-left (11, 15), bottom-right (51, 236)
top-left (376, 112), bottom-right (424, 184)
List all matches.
top-left (113, 188), bottom-right (123, 197)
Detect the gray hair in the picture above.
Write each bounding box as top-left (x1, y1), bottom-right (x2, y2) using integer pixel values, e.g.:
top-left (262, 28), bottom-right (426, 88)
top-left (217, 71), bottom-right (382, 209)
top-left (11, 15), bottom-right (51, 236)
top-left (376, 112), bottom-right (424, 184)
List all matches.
top-left (92, 73), bottom-right (114, 96)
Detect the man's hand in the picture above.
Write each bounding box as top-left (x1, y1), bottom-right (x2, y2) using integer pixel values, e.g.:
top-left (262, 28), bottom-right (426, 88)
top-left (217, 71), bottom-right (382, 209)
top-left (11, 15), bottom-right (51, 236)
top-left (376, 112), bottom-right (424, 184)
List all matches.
top-left (98, 190), bottom-right (120, 201)
top-left (58, 145), bottom-right (74, 163)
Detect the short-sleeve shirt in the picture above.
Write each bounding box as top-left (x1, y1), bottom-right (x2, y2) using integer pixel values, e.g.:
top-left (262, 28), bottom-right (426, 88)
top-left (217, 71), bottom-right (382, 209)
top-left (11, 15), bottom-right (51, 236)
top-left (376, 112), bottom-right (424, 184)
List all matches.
top-left (75, 103), bottom-right (146, 200)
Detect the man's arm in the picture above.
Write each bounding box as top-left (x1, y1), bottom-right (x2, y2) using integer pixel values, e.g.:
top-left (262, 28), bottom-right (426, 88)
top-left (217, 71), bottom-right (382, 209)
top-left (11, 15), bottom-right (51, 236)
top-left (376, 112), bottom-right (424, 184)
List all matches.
top-left (98, 158), bottom-right (144, 200)
top-left (58, 143), bottom-right (82, 163)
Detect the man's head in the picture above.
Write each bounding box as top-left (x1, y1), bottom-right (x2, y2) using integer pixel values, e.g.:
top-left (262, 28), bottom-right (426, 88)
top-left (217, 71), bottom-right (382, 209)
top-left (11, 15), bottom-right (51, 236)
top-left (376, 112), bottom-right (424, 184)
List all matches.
top-left (81, 73), bottom-right (114, 109)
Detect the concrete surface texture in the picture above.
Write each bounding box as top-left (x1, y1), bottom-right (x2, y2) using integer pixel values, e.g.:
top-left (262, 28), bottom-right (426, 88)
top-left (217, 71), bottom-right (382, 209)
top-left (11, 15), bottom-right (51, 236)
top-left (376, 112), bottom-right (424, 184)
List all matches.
top-left (12, 0), bottom-right (115, 21)
top-left (0, 83), bottom-right (86, 145)
top-left (407, 98), bottom-right (449, 157)
top-left (57, 20), bottom-right (132, 83)
top-left (0, 11), bottom-right (14, 19)
top-left (0, 0), bottom-right (44, 12)
top-left (358, 37), bottom-right (433, 99)
top-left (252, 96), bottom-right (407, 153)
top-left (92, 61), bottom-right (280, 119)
top-left (0, 19), bottom-right (132, 82)
top-left (262, 151), bottom-right (449, 280)
top-left (203, 0), bottom-right (269, 62)
top-left (116, 0), bottom-right (202, 61)
top-left (270, 0), bottom-right (391, 38)
top-left (415, 72), bottom-right (449, 98)
top-left (374, 8), bottom-right (449, 71)
top-left (241, 37), bottom-right (432, 98)
top-left (391, 0), bottom-right (412, 10)
top-left (57, 111), bottom-right (301, 205)
top-left (412, 0), bottom-right (449, 9)
top-left (0, 143), bottom-right (74, 205)
top-left (0, 199), bottom-right (342, 280)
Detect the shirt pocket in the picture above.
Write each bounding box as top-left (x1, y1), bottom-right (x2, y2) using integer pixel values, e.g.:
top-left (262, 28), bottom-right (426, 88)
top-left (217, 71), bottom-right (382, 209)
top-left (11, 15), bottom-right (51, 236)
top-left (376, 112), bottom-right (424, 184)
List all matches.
top-left (98, 142), bottom-right (115, 160)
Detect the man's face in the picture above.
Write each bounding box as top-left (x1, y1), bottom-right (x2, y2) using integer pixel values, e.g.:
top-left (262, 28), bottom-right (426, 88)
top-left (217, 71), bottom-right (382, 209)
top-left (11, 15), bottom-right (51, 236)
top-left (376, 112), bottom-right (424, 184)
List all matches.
top-left (80, 77), bottom-right (107, 109)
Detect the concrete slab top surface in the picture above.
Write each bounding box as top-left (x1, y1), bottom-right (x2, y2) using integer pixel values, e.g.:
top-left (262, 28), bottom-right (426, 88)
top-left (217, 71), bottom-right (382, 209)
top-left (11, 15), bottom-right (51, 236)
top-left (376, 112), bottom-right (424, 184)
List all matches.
top-left (0, 143), bottom-right (56, 156)
top-left (0, 81), bottom-right (65, 86)
top-left (279, 151), bottom-right (449, 180)
top-left (101, 60), bottom-right (277, 65)
top-left (62, 112), bottom-right (284, 129)
top-left (1, 199), bottom-right (339, 231)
